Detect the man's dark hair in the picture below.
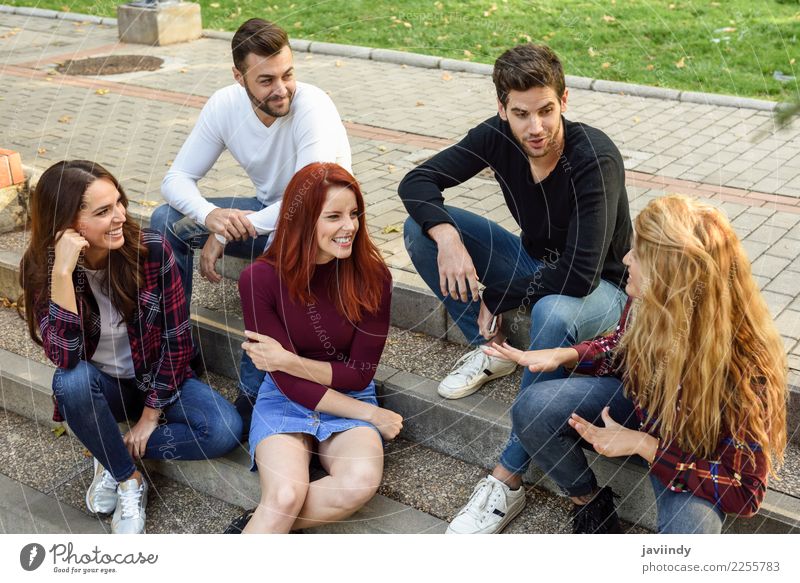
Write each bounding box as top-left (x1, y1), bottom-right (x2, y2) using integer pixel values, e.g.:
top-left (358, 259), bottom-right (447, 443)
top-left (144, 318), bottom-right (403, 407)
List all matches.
top-left (492, 44), bottom-right (565, 106)
top-left (232, 18), bottom-right (289, 72)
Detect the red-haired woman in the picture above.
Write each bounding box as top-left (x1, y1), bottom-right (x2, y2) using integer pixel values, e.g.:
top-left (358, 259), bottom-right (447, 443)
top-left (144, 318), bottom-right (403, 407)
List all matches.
top-left (228, 162), bottom-right (402, 533)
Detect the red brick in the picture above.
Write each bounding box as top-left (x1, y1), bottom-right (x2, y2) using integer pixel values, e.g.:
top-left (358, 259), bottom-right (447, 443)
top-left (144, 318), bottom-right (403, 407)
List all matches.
top-left (715, 192), bottom-right (763, 206)
top-left (0, 149), bottom-right (24, 188)
top-left (746, 191), bottom-right (799, 205)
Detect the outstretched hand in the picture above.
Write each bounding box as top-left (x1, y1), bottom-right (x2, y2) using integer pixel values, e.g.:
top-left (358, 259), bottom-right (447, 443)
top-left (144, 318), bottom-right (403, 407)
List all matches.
top-left (482, 342), bottom-right (576, 373)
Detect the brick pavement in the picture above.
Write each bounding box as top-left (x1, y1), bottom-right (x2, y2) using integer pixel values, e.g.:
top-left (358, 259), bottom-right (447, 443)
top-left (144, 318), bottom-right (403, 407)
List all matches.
top-left (1, 11), bottom-right (799, 369)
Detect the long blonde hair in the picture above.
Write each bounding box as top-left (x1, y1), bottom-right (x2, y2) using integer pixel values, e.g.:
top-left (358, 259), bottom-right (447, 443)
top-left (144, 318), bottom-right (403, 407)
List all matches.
top-left (619, 195), bottom-right (787, 473)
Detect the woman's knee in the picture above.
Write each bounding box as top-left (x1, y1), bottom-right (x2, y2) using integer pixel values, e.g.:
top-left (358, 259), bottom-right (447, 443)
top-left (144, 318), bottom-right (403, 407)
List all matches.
top-left (333, 465), bottom-right (382, 510)
top-left (52, 362), bottom-right (98, 408)
top-left (261, 481), bottom-right (309, 515)
top-left (201, 404), bottom-right (243, 456)
top-left (511, 384), bottom-right (569, 445)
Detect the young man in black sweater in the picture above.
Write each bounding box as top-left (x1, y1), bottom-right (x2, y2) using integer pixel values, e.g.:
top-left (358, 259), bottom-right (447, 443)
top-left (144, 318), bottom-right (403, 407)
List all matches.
top-left (398, 44), bottom-right (632, 534)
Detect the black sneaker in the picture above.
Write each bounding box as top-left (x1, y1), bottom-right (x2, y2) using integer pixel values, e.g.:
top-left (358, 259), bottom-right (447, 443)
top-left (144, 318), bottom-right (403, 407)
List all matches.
top-left (570, 486), bottom-right (621, 534)
top-left (223, 508), bottom-right (255, 534)
top-left (234, 393), bottom-right (256, 439)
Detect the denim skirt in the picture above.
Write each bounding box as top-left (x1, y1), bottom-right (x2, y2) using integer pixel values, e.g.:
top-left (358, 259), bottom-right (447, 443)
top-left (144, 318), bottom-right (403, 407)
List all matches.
top-left (248, 373), bottom-right (380, 471)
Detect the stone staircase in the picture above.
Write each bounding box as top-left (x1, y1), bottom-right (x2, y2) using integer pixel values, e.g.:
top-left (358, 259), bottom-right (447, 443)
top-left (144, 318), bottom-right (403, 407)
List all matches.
top-left (1, 219), bottom-right (799, 534)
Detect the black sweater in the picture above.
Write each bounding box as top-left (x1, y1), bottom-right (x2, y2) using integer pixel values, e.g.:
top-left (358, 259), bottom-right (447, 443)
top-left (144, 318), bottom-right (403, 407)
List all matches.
top-left (398, 115), bottom-right (632, 314)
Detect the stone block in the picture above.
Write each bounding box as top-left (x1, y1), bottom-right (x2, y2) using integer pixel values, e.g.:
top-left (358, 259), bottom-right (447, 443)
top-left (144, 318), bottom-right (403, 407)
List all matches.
top-left (0, 182), bottom-right (28, 234)
top-left (117, 2), bottom-right (202, 46)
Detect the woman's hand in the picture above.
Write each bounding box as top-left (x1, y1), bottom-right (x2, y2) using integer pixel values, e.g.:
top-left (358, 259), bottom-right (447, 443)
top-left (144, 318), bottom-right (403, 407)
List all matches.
top-left (367, 406), bottom-right (403, 441)
top-left (123, 407), bottom-right (161, 460)
top-left (53, 229), bottom-right (89, 276)
top-left (242, 330), bottom-right (291, 372)
top-left (483, 342), bottom-right (578, 373)
top-left (569, 407), bottom-right (657, 461)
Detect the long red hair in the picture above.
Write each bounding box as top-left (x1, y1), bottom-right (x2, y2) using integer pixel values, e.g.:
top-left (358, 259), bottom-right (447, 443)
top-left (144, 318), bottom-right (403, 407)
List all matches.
top-left (263, 162), bottom-right (389, 322)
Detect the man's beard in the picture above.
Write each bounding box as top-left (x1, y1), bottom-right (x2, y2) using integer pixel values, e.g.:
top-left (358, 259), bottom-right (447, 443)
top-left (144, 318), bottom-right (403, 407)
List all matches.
top-left (245, 82), bottom-right (293, 119)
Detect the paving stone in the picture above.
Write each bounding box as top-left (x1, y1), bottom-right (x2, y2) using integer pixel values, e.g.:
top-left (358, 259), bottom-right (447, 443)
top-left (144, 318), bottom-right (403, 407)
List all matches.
top-left (775, 310), bottom-right (800, 340)
top-left (751, 254), bottom-right (792, 281)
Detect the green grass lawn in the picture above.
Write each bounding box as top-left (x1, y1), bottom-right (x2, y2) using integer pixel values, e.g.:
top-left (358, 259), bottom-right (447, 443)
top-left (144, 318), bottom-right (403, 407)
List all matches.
top-left (7, 0), bottom-right (800, 101)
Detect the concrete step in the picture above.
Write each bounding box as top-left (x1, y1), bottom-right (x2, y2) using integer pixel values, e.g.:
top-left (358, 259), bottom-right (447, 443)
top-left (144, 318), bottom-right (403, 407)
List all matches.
top-left (0, 385), bottom-right (445, 534)
top-left (2, 330), bottom-right (798, 533)
top-left (0, 472), bottom-right (106, 534)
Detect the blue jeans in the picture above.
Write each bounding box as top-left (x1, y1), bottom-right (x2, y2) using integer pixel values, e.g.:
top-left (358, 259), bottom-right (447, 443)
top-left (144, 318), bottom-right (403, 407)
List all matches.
top-left (404, 207), bottom-right (627, 473)
top-left (511, 375), bottom-right (725, 534)
top-left (53, 361), bottom-right (243, 482)
top-left (150, 197), bottom-right (271, 398)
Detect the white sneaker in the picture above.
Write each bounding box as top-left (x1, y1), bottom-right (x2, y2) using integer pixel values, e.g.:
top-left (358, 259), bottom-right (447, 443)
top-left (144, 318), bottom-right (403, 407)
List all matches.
top-left (446, 475), bottom-right (526, 534)
top-left (85, 458), bottom-right (118, 515)
top-left (438, 346), bottom-right (517, 399)
top-left (112, 477), bottom-right (148, 534)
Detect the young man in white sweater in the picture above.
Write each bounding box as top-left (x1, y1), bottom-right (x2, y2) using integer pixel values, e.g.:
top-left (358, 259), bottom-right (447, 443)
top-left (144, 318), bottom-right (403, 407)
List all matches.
top-left (151, 18), bottom-right (351, 430)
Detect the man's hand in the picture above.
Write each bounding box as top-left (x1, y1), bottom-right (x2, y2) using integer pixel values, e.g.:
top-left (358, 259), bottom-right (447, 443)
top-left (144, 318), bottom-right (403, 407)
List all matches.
top-left (428, 224), bottom-right (479, 302)
top-left (200, 235), bottom-right (225, 283)
top-left (477, 301), bottom-right (502, 341)
top-left (205, 208), bottom-right (257, 241)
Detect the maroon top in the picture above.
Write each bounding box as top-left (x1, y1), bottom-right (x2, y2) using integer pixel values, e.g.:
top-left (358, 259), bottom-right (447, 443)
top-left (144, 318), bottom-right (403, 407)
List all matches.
top-left (239, 259), bottom-right (392, 410)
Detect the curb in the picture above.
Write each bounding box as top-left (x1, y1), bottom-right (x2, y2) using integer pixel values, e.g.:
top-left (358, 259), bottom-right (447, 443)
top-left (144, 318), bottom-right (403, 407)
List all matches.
top-left (0, 4), bottom-right (780, 113)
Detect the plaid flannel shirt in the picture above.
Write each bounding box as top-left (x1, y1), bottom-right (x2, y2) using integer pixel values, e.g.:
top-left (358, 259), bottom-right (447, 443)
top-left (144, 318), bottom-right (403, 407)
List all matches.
top-left (571, 298), bottom-right (767, 517)
top-left (39, 230), bottom-right (194, 421)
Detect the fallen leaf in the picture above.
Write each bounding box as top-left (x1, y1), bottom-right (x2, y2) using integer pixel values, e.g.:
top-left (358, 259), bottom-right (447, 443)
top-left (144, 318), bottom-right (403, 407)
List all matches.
top-left (401, 64), bottom-right (407, 68)
top-left (675, 57), bottom-right (686, 69)
top-left (335, 60), bottom-right (343, 67)
top-left (82, 448), bottom-right (92, 457)
top-left (602, 15), bottom-right (616, 23)
top-left (305, 55), bottom-right (313, 60)
top-left (601, 62), bottom-right (611, 69)
top-left (588, 47), bottom-right (598, 58)
top-left (37, 147), bottom-right (47, 154)
top-left (463, 50), bottom-right (473, 58)
top-left (382, 224), bottom-right (402, 234)
top-left (442, 72), bottom-right (453, 81)
top-left (416, 100), bottom-right (425, 106)
top-left (668, 3), bottom-right (675, 8)
top-left (94, 88), bottom-right (109, 95)
top-left (378, 145), bottom-right (387, 152)
top-left (210, 2), bottom-right (220, 7)
top-left (58, 115), bottom-right (72, 124)
top-left (403, 21), bottom-right (412, 28)
top-left (387, 164), bottom-right (397, 173)
top-left (646, 64), bottom-right (655, 71)
top-left (633, 116), bottom-right (640, 123)
top-left (179, 68), bottom-right (188, 73)
top-left (294, 22), bottom-right (302, 28)
top-left (1, 297), bottom-right (17, 308)
top-left (137, 200), bottom-right (160, 207)
top-left (52, 426), bottom-right (66, 438)
top-left (791, 58), bottom-right (796, 65)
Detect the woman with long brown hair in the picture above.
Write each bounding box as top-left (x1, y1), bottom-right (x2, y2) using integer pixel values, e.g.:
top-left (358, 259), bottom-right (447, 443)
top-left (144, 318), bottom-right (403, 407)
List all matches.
top-left (483, 195), bottom-right (787, 533)
top-left (229, 162), bottom-right (402, 533)
top-left (20, 160), bottom-right (242, 534)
